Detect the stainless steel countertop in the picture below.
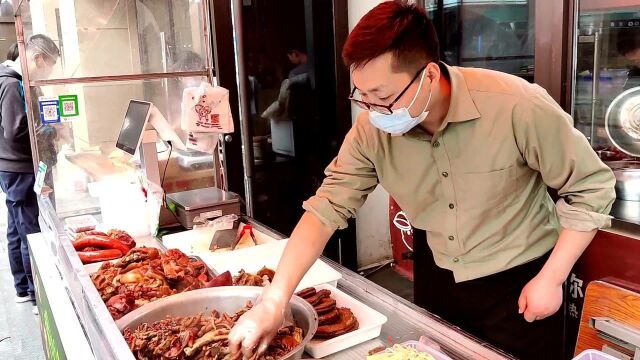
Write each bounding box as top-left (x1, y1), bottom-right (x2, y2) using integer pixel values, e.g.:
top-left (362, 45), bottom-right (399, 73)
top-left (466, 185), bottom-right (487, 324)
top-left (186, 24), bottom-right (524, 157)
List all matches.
top-left (238, 217), bottom-right (512, 359)
top-left (610, 198), bottom-right (640, 228)
top-left (35, 203), bottom-right (517, 360)
top-left (317, 258), bottom-right (513, 360)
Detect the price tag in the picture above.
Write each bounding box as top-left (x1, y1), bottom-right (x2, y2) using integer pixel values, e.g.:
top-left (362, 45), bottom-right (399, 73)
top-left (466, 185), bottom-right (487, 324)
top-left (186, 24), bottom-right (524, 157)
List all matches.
top-left (200, 210), bottom-right (223, 219)
top-left (34, 161), bottom-right (47, 194)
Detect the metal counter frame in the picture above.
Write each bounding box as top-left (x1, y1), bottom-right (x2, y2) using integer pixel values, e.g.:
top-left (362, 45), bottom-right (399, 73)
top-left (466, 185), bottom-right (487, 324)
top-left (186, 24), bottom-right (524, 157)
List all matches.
top-left (30, 202), bottom-right (511, 359)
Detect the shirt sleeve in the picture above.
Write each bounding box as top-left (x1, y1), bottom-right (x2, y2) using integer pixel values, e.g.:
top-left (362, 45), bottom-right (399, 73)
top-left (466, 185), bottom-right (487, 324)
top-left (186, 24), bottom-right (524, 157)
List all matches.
top-left (303, 117), bottom-right (379, 230)
top-left (512, 89), bottom-right (616, 231)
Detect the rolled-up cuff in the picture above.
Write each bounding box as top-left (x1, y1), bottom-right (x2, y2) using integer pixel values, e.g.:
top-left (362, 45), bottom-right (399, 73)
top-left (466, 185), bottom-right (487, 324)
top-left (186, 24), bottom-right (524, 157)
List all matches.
top-left (555, 199), bottom-right (612, 231)
top-left (302, 196), bottom-right (348, 230)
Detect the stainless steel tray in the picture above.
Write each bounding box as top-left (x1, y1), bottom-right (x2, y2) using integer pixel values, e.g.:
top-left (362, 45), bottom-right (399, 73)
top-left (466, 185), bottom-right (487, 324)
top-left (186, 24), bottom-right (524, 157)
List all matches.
top-left (116, 286), bottom-right (318, 360)
top-left (614, 168), bottom-right (640, 201)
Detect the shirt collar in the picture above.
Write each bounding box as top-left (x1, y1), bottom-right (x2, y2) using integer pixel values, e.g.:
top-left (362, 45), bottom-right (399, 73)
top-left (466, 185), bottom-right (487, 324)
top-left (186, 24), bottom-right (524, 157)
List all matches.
top-left (440, 62), bottom-right (481, 124)
top-left (404, 62), bottom-right (481, 140)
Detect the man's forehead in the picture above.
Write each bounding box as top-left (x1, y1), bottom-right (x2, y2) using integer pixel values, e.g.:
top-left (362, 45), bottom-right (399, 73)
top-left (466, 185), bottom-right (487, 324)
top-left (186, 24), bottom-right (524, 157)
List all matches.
top-left (352, 67), bottom-right (409, 94)
top-left (352, 79), bottom-right (385, 94)
top-left (352, 65), bottom-right (392, 94)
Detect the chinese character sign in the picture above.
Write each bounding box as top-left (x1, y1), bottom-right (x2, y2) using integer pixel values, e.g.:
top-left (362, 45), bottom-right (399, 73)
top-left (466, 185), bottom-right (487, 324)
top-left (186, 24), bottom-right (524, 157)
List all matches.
top-left (568, 302), bottom-right (579, 319)
top-left (569, 273), bottom-right (584, 299)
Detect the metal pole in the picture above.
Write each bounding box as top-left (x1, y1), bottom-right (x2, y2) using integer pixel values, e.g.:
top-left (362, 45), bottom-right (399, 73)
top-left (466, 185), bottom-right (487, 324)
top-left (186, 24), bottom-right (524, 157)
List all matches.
top-left (203, 0), bottom-right (223, 190)
top-left (29, 70), bottom-right (209, 86)
top-left (590, 30), bottom-right (600, 146)
top-left (15, 13), bottom-right (40, 173)
top-left (569, 0), bottom-right (579, 118)
top-left (230, 0), bottom-right (254, 216)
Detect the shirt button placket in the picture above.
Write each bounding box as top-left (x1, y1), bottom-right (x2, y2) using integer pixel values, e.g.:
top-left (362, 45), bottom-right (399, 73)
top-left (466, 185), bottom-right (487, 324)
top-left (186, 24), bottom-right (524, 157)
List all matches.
top-left (433, 135), bottom-right (460, 269)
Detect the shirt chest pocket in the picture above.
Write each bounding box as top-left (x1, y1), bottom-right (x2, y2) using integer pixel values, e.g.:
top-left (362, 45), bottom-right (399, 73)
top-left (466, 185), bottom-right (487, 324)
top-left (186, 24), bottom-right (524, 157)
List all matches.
top-left (454, 166), bottom-right (516, 211)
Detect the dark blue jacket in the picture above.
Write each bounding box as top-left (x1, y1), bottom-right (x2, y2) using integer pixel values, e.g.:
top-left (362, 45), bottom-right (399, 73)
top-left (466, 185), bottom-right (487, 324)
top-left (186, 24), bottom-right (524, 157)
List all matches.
top-left (0, 64), bottom-right (33, 173)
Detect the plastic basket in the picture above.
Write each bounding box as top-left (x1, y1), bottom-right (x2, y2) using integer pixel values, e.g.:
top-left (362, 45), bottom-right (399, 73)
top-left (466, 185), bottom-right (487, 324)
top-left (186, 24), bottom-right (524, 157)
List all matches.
top-left (572, 350), bottom-right (621, 360)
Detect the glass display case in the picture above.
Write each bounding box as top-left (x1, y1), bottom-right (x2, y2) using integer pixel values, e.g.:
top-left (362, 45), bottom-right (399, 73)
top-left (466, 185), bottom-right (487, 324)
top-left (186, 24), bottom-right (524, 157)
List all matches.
top-left (14, 0), bottom-right (217, 219)
top-left (571, 1), bottom-right (640, 163)
top-left (423, 0), bottom-right (536, 82)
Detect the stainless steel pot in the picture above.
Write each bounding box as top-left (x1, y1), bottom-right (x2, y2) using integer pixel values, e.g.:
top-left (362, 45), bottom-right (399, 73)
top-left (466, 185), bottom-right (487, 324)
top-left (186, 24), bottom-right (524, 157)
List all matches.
top-left (605, 87), bottom-right (640, 157)
top-left (614, 169), bottom-right (640, 201)
top-left (116, 286), bottom-right (318, 359)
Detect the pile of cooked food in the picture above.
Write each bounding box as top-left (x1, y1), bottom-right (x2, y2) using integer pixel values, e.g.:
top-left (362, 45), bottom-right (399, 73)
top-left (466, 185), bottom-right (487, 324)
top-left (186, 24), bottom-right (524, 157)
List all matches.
top-left (232, 267), bottom-right (275, 287)
top-left (295, 287), bottom-right (358, 339)
top-left (73, 229), bottom-right (137, 264)
top-left (123, 301), bottom-right (303, 360)
top-left (367, 344), bottom-right (437, 360)
top-left (91, 247), bottom-right (232, 319)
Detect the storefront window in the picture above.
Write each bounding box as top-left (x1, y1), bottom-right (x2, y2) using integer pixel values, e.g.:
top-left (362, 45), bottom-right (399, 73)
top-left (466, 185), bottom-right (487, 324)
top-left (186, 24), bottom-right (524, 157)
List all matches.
top-left (16, 0), bottom-right (215, 217)
top-left (424, 0), bottom-right (535, 81)
top-left (572, 4), bottom-right (640, 158)
top-left (18, 0), bottom-right (207, 81)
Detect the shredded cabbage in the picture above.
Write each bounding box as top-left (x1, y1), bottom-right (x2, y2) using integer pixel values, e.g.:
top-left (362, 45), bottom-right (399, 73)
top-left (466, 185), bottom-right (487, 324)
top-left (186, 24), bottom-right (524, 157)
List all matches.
top-left (367, 344), bottom-right (437, 360)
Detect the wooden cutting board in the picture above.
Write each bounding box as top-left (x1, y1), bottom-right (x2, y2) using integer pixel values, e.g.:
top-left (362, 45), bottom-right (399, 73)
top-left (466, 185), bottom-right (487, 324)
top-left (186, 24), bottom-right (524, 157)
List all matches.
top-left (575, 280), bottom-right (640, 357)
top-left (162, 223), bottom-right (274, 255)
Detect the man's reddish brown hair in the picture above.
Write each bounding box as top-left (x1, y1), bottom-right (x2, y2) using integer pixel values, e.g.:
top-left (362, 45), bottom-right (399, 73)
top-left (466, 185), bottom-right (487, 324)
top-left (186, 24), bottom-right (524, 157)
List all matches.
top-left (342, 0), bottom-right (439, 73)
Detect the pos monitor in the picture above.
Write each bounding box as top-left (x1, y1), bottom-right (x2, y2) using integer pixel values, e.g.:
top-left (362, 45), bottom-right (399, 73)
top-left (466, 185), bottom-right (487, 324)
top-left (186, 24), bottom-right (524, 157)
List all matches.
top-left (115, 100), bottom-right (152, 155)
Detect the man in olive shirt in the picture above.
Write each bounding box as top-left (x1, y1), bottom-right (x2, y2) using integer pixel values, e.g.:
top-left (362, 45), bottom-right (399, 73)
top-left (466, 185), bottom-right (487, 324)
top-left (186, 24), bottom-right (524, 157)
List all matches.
top-left (230, 2), bottom-right (615, 359)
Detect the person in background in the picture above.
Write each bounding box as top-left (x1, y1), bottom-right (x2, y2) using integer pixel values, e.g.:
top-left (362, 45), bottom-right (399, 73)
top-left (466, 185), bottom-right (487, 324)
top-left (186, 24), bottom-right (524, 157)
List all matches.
top-left (6, 42), bottom-right (19, 62)
top-left (616, 27), bottom-right (640, 89)
top-left (286, 47), bottom-right (309, 79)
top-left (229, 2), bottom-right (615, 359)
top-left (0, 35), bottom-right (59, 315)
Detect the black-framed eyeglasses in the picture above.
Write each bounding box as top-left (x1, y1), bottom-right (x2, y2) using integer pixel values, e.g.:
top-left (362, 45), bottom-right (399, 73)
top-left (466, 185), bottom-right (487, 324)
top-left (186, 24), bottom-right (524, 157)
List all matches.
top-left (349, 65), bottom-right (427, 115)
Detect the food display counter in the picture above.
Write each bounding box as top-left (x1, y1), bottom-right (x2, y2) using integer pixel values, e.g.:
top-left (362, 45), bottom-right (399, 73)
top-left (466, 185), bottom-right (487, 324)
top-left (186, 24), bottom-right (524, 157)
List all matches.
top-left (28, 197), bottom-right (512, 360)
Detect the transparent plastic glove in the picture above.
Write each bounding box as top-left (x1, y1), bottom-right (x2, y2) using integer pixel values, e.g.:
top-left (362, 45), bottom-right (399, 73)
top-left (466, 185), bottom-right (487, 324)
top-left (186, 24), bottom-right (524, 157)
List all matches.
top-left (228, 292), bottom-right (286, 359)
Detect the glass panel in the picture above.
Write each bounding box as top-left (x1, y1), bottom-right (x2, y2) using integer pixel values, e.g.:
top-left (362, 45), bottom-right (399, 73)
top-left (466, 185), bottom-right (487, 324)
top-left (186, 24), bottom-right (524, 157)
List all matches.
top-left (32, 76), bottom-right (214, 217)
top-left (430, 0), bottom-right (535, 81)
top-left (18, 0), bottom-right (207, 81)
top-left (242, 0), bottom-right (348, 236)
top-left (572, 3), bottom-right (640, 160)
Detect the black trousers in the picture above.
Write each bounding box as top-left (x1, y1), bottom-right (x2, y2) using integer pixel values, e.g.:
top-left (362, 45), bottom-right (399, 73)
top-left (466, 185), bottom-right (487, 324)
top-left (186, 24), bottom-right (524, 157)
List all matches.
top-left (412, 229), bottom-right (564, 360)
top-left (0, 171), bottom-right (41, 296)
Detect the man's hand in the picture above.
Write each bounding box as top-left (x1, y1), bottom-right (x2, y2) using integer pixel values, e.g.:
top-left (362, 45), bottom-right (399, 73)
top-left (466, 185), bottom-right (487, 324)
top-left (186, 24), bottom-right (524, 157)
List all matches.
top-left (517, 228), bottom-right (597, 322)
top-left (229, 293), bottom-right (286, 359)
top-left (518, 274), bottom-right (563, 322)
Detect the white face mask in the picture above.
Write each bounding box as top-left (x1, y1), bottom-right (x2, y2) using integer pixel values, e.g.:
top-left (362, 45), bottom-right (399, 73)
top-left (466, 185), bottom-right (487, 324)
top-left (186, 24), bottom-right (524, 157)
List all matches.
top-left (368, 69), bottom-right (432, 135)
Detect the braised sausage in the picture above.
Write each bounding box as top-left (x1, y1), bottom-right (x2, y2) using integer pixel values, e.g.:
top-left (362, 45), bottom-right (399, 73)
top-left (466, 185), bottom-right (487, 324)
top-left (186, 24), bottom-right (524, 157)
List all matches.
top-left (78, 249), bottom-right (123, 264)
top-left (73, 235), bottom-right (133, 254)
